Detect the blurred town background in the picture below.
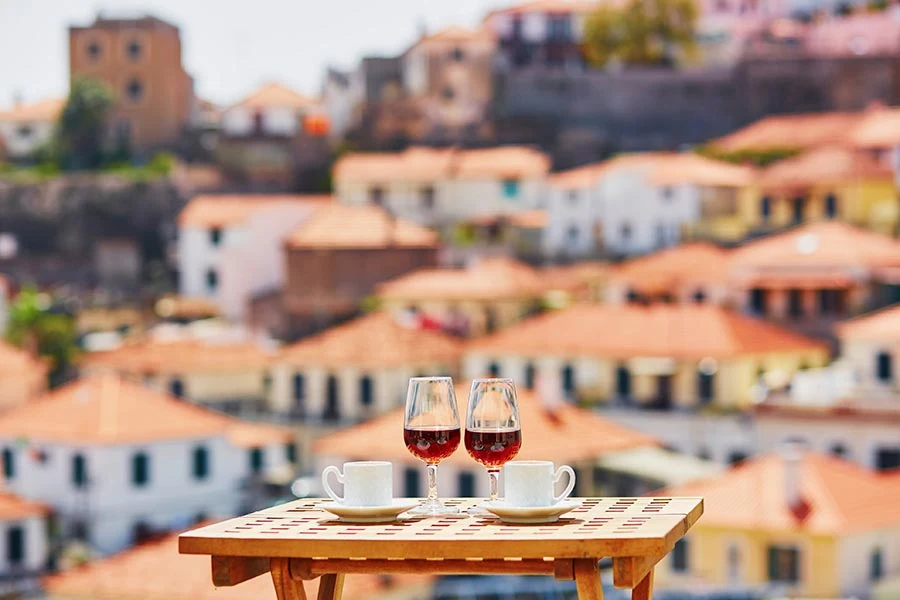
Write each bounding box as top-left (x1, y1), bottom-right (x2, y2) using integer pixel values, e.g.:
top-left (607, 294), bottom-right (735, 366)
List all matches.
top-left (0, 0), bottom-right (899, 598)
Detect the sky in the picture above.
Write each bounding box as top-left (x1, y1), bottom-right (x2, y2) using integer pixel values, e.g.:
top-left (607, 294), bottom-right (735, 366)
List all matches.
top-left (0, 0), bottom-right (508, 108)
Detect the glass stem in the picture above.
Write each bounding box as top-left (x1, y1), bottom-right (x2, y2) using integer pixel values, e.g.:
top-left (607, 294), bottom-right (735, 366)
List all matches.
top-left (427, 464), bottom-right (439, 503)
top-left (488, 468), bottom-right (501, 501)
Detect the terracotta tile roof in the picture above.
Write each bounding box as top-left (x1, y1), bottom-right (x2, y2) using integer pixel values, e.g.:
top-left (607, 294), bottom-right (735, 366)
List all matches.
top-left (487, 0), bottom-right (603, 16)
top-left (334, 146), bottom-right (550, 183)
top-left (314, 383), bottom-right (656, 467)
top-left (0, 376), bottom-right (231, 445)
top-left (277, 312), bottom-right (462, 369)
top-left (663, 452), bottom-right (900, 535)
top-left (806, 13), bottom-right (900, 59)
top-left (44, 527), bottom-right (430, 600)
top-left (0, 98), bottom-right (64, 122)
top-left (758, 146), bottom-right (893, 188)
top-left (609, 243), bottom-right (732, 295)
top-left (850, 106), bottom-right (900, 148)
top-left (154, 296), bottom-right (220, 320)
top-left (377, 257), bottom-right (545, 301)
top-left (80, 339), bottom-right (274, 375)
top-left (178, 195), bottom-right (332, 228)
top-left (227, 420), bottom-right (295, 449)
top-left (712, 111), bottom-right (865, 152)
top-left (416, 25), bottom-right (495, 45)
top-left (468, 304), bottom-right (827, 359)
top-left (838, 303), bottom-right (900, 342)
top-left (466, 209), bottom-right (548, 228)
top-left (0, 493), bottom-right (49, 522)
top-left (232, 82), bottom-right (317, 110)
top-left (540, 262), bottom-right (609, 292)
top-left (286, 204), bottom-right (439, 249)
top-left (0, 341), bottom-right (48, 378)
top-left (730, 222), bottom-right (900, 271)
top-left (548, 162), bottom-right (607, 189)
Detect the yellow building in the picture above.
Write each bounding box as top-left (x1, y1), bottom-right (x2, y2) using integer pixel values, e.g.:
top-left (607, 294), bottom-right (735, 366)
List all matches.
top-left (463, 303), bottom-right (829, 409)
top-left (377, 257), bottom-right (546, 337)
top-left (659, 452), bottom-right (900, 599)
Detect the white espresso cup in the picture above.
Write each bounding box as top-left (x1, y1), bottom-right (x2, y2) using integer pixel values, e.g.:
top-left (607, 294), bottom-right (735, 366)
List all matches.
top-left (503, 460), bottom-right (576, 507)
top-left (322, 461), bottom-right (393, 507)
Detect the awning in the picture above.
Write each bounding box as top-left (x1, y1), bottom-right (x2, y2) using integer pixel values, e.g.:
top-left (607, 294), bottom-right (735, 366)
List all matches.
top-left (596, 446), bottom-right (723, 486)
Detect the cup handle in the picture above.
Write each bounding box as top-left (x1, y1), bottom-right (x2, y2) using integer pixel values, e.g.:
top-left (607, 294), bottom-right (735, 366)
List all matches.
top-left (553, 465), bottom-right (576, 504)
top-left (322, 466), bottom-right (344, 503)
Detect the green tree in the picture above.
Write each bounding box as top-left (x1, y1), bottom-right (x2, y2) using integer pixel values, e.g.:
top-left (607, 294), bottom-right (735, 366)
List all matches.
top-left (5, 289), bottom-right (78, 386)
top-left (56, 77), bottom-right (116, 170)
top-left (583, 0), bottom-right (699, 68)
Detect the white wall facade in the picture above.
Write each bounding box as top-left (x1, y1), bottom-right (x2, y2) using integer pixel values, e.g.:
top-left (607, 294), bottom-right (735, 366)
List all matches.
top-left (599, 172), bottom-right (699, 256)
top-left (838, 529), bottom-right (900, 599)
top-left (544, 183), bottom-right (601, 258)
top-left (0, 120), bottom-right (55, 159)
top-left (179, 224), bottom-right (245, 302)
top-left (0, 517), bottom-right (47, 575)
top-left (0, 435), bottom-right (290, 555)
top-left (220, 106), bottom-right (299, 137)
top-left (842, 339), bottom-right (900, 391)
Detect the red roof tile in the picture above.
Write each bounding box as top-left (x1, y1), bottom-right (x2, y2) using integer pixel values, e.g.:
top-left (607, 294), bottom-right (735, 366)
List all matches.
top-left (0, 493), bottom-right (49, 522)
top-left (838, 303), bottom-right (900, 342)
top-left (0, 98), bottom-right (64, 122)
top-left (377, 257), bottom-right (545, 301)
top-left (286, 204), bottom-right (439, 249)
top-left (232, 82), bottom-right (317, 110)
top-left (609, 243), bottom-right (732, 295)
top-left (178, 195), bottom-right (332, 228)
top-left (81, 339), bottom-right (274, 375)
top-left (758, 146), bottom-right (893, 188)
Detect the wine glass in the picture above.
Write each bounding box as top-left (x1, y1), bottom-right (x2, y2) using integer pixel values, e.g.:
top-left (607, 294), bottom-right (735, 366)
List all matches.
top-left (403, 377), bottom-right (461, 516)
top-left (465, 378), bottom-right (522, 510)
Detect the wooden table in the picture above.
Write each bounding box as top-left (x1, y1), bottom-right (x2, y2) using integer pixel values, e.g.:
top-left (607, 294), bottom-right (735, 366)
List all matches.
top-left (179, 497), bottom-right (703, 600)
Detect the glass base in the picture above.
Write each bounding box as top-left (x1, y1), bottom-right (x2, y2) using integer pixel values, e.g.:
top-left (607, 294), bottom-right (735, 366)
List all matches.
top-left (408, 499), bottom-right (460, 517)
top-left (465, 501), bottom-right (496, 516)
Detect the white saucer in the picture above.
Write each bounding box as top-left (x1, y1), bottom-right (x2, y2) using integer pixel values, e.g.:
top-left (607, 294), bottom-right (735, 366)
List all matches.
top-left (320, 499), bottom-right (419, 523)
top-left (482, 500), bottom-right (581, 524)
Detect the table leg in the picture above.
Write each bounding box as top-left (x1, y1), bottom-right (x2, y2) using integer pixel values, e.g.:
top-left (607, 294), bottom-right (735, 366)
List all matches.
top-left (316, 573), bottom-right (344, 600)
top-left (271, 558), bottom-right (308, 600)
top-left (574, 559), bottom-right (604, 600)
top-left (632, 567), bottom-right (654, 600)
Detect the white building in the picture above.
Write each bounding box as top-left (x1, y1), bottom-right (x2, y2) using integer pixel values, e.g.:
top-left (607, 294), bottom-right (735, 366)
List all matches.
top-left (0, 98), bottom-right (63, 161)
top-left (219, 82), bottom-right (320, 138)
top-left (177, 194), bottom-right (329, 321)
top-left (321, 68), bottom-right (362, 141)
top-left (0, 376), bottom-right (295, 555)
top-left (0, 494), bottom-right (49, 578)
top-left (333, 146), bottom-right (550, 226)
top-left (544, 153), bottom-right (753, 258)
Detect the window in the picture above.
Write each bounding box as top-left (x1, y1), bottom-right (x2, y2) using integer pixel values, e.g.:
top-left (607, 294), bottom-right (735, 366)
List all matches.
top-left (126, 78), bottom-right (144, 102)
top-left (511, 15), bottom-right (524, 39)
top-left (824, 193), bottom-right (838, 218)
top-left (7, 526), bottom-right (24, 567)
top-left (817, 289), bottom-right (844, 315)
top-left (2, 448), bottom-right (14, 480)
top-left (502, 179), bottom-right (520, 199)
top-left (620, 223), bottom-right (632, 242)
top-left (488, 362), bottom-right (501, 377)
top-left (324, 375), bottom-right (340, 422)
top-left (750, 288), bottom-right (768, 315)
top-left (249, 447), bottom-right (264, 474)
top-left (404, 467), bottom-right (421, 497)
top-left (132, 452), bottom-right (150, 487)
top-left (170, 378), bottom-right (184, 399)
top-left (450, 47), bottom-right (465, 61)
top-left (760, 196), bottom-right (771, 221)
top-left (698, 371), bottom-right (714, 404)
top-left (547, 15), bottom-right (572, 40)
top-left (616, 365), bottom-right (631, 397)
top-left (561, 364), bottom-right (575, 396)
top-left (568, 190), bottom-right (579, 205)
top-left (729, 451), bottom-right (748, 465)
top-left (132, 521), bottom-right (152, 543)
top-left (767, 545), bottom-right (800, 584)
top-left (671, 539), bottom-right (689, 573)
top-left (369, 187), bottom-right (384, 206)
top-left (285, 442), bottom-right (297, 463)
top-left (360, 375), bottom-right (374, 407)
top-left (830, 443), bottom-right (848, 458)
top-left (70, 521), bottom-right (89, 541)
top-left (656, 224), bottom-right (667, 248)
top-left (787, 289), bottom-right (803, 319)
top-left (693, 289), bottom-right (706, 304)
top-left (72, 454), bottom-right (88, 489)
top-left (206, 269), bottom-right (218, 292)
top-left (421, 186), bottom-right (435, 210)
top-left (876, 351), bottom-right (893, 383)
top-left (524, 363), bottom-right (536, 390)
top-left (871, 548), bottom-right (884, 581)
top-left (192, 446), bottom-right (210, 481)
top-left (875, 448), bottom-right (900, 471)
top-left (209, 228), bottom-right (222, 246)
top-left (442, 86), bottom-right (456, 101)
top-left (126, 39), bottom-right (143, 61)
top-left (87, 41), bottom-right (102, 61)
top-left (16, 124), bottom-right (33, 139)
top-left (567, 226), bottom-right (579, 245)
top-left (727, 544), bottom-right (741, 582)
top-left (791, 196), bottom-right (806, 224)
top-left (458, 471), bottom-right (476, 497)
top-left (485, 308), bottom-right (498, 333)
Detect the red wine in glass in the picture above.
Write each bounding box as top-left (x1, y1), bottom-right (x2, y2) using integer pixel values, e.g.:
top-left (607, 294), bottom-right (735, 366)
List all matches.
top-left (464, 428), bottom-right (522, 467)
top-left (404, 426), bottom-right (461, 464)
